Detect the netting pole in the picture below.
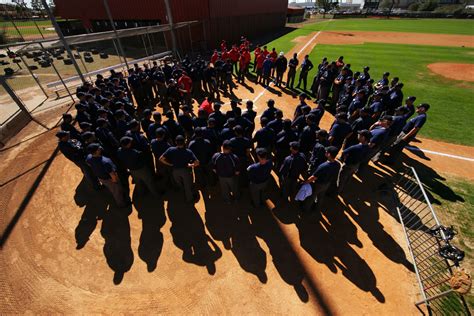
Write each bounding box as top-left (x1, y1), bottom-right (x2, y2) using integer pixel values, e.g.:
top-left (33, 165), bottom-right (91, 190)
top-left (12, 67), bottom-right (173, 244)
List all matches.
top-left (18, 54), bottom-right (48, 98)
top-left (103, 0), bottom-right (129, 70)
top-left (163, 0), bottom-right (177, 56)
top-left (33, 20), bottom-right (45, 39)
top-left (41, 0), bottom-right (85, 84)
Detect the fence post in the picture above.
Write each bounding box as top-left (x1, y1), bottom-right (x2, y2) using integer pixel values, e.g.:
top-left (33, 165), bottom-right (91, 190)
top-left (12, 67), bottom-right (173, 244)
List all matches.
top-left (103, 0), bottom-right (129, 70)
top-left (163, 0), bottom-right (178, 56)
top-left (18, 54), bottom-right (49, 98)
top-left (41, 0), bottom-right (86, 84)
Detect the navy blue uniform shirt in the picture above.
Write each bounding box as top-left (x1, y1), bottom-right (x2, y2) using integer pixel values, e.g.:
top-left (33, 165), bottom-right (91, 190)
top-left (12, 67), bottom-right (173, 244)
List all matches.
top-left (312, 160), bottom-right (340, 185)
top-left (279, 152), bottom-right (307, 179)
top-left (58, 140), bottom-right (85, 163)
top-left (330, 122), bottom-right (352, 148)
top-left (229, 136), bottom-right (252, 158)
top-left (86, 155), bottom-right (116, 180)
top-left (117, 147), bottom-right (145, 170)
top-left (151, 139), bottom-right (171, 159)
top-left (188, 138), bottom-right (214, 165)
top-left (212, 152), bottom-right (240, 178)
top-left (370, 127), bottom-right (390, 146)
top-left (162, 147), bottom-right (197, 169)
top-left (247, 161), bottom-right (273, 184)
top-left (403, 113), bottom-right (427, 133)
top-left (254, 126), bottom-right (276, 149)
top-left (267, 118), bottom-right (284, 134)
top-left (343, 143), bottom-right (370, 166)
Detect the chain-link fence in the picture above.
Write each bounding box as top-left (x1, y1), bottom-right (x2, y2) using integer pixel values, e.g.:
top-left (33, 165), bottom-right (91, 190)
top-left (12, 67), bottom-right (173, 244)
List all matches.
top-left (1, 0), bottom-right (200, 146)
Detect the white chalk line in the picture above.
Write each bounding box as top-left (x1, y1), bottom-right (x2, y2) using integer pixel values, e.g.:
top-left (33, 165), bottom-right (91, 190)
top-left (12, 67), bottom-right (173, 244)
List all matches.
top-left (297, 31), bottom-right (321, 57)
top-left (406, 146), bottom-right (474, 162)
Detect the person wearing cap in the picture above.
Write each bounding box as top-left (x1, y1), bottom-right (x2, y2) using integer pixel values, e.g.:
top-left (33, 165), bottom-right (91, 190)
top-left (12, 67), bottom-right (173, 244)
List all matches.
top-left (386, 103), bottom-right (430, 164)
top-left (357, 115), bottom-right (392, 170)
top-left (303, 146), bottom-right (340, 213)
top-left (368, 91), bottom-right (385, 121)
top-left (247, 148), bottom-right (273, 208)
top-left (275, 119), bottom-right (299, 170)
top-left (95, 117), bottom-right (120, 155)
top-left (274, 52), bottom-right (288, 87)
top-left (359, 66), bottom-right (370, 84)
top-left (117, 136), bottom-right (160, 197)
top-left (127, 68), bottom-right (145, 110)
top-left (238, 48), bottom-right (251, 84)
top-left (208, 102), bottom-right (226, 131)
top-left (344, 107), bottom-right (374, 149)
top-left (372, 106), bottom-right (409, 162)
top-left (160, 135), bottom-right (199, 202)
top-left (337, 130), bottom-right (371, 193)
top-left (317, 62), bottom-right (337, 101)
top-left (222, 59), bottom-right (234, 95)
top-left (348, 89), bottom-right (367, 122)
top-left (336, 56), bottom-right (344, 69)
top-left (151, 128), bottom-right (172, 188)
top-left (332, 67), bottom-right (349, 107)
top-left (177, 105), bottom-right (194, 140)
top-left (86, 143), bottom-right (128, 207)
top-left (402, 96), bottom-right (417, 118)
top-left (309, 99), bottom-right (326, 127)
top-left (141, 109), bottom-right (153, 138)
top-left (296, 55), bottom-right (314, 91)
top-left (329, 113), bottom-right (352, 152)
top-left (386, 82), bottom-right (404, 115)
top-left (75, 103), bottom-right (91, 125)
top-left (56, 130), bottom-right (100, 190)
top-left (375, 72), bottom-right (390, 90)
top-left (267, 109), bottom-right (284, 135)
top-left (126, 119), bottom-right (154, 172)
top-left (311, 59), bottom-right (327, 97)
top-left (166, 79), bottom-right (182, 117)
top-left (299, 114), bottom-right (319, 156)
top-left (60, 113), bottom-right (82, 141)
top-left (291, 105), bottom-right (311, 133)
top-left (262, 55), bottom-right (273, 86)
top-left (113, 109), bottom-right (129, 139)
top-left (163, 111), bottom-right (185, 143)
top-left (255, 48), bottom-right (266, 84)
top-left (279, 141), bottom-right (308, 202)
top-left (261, 99), bottom-right (278, 122)
top-left (308, 129), bottom-right (330, 175)
top-left (212, 140), bottom-right (241, 204)
top-left (220, 117), bottom-right (237, 142)
top-left (188, 127), bottom-right (215, 187)
top-left (286, 53), bottom-right (299, 90)
top-left (253, 117), bottom-right (276, 154)
top-left (192, 108), bottom-right (209, 129)
top-left (293, 93), bottom-right (309, 120)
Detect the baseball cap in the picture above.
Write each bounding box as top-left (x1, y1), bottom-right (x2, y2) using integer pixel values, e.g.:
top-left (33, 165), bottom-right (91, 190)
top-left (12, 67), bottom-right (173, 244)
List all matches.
top-left (417, 103), bottom-right (430, 110)
top-left (325, 146), bottom-right (339, 158)
top-left (358, 129), bottom-right (371, 139)
top-left (87, 143), bottom-right (102, 154)
top-left (120, 136), bottom-right (133, 146)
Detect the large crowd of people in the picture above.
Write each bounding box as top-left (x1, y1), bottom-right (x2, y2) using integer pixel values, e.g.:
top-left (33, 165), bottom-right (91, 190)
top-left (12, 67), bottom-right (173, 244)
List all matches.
top-left (56, 35), bottom-right (429, 214)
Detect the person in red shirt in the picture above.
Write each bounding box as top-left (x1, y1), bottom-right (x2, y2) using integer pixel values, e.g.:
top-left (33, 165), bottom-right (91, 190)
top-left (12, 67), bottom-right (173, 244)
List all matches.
top-left (238, 49), bottom-right (251, 84)
top-left (178, 71), bottom-right (193, 106)
top-left (253, 45), bottom-right (261, 72)
top-left (255, 52), bottom-right (265, 84)
top-left (262, 46), bottom-right (269, 58)
top-left (220, 40), bottom-right (227, 52)
top-left (211, 50), bottom-right (219, 65)
top-left (199, 97), bottom-right (214, 115)
top-left (221, 49), bottom-right (230, 62)
top-left (229, 45), bottom-right (240, 75)
top-left (269, 48), bottom-right (278, 78)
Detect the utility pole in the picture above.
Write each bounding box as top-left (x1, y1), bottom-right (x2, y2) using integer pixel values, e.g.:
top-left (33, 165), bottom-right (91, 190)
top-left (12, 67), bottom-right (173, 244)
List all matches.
top-left (41, 0), bottom-right (85, 83)
top-left (163, 0), bottom-right (178, 56)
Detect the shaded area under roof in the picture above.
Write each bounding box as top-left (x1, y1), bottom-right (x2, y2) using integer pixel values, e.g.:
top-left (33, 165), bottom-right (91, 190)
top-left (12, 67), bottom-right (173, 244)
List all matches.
top-left (11, 21), bottom-right (197, 53)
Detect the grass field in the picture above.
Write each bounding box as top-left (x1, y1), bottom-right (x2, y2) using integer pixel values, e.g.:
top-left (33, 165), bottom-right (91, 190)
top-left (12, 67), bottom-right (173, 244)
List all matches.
top-left (303, 43), bottom-right (474, 145)
top-left (302, 18), bottom-right (474, 35)
top-left (259, 19), bottom-right (474, 146)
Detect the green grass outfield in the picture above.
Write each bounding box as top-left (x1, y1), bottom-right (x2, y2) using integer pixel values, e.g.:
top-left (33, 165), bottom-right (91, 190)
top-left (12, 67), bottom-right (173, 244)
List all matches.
top-left (303, 43), bottom-right (474, 146)
top-left (302, 18), bottom-right (474, 35)
top-left (259, 19), bottom-right (474, 146)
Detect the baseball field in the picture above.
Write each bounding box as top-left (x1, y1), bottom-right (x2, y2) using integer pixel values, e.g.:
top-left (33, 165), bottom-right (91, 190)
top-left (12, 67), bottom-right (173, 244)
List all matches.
top-left (0, 18), bottom-right (473, 314)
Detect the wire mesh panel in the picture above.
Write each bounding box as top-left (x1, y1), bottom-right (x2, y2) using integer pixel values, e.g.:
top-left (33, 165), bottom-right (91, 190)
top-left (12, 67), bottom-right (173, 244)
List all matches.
top-left (393, 167), bottom-right (470, 315)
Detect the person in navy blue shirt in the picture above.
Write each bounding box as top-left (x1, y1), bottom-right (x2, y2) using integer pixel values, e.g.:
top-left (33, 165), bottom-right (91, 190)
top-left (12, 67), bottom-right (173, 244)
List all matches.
top-left (261, 99), bottom-right (278, 121)
top-left (208, 102), bottom-right (226, 131)
top-left (151, 128), bottom-right (171, 188)
top-left (309, 99), bottom-right (325, 127)
top-left (344, 107), bottom-right (373, 149)
top-left (188, 127), bottom-right (215, 187)
top-left (292, 105), bottom-right (311, 133)
top-left (60, 113), bottom-right (82, 141)
top-left (293, 93), bottom-right (309, 120)
top-left (147, 112), bottom-right (166, 141)
top-left (296, 55), bottom-right (314, 91)
top-left (117, 136), bottom-right (160, 197)
top-left (262, 55), bottom-right (273, 86)
top-left (401, 96), bottom-right (416, 118)
top-left (348, 89), bottom-right (366, 122)
top-left (212, 140), bottom-right (241, 203)
top-left (329, 113), bottom-right (352, 152)
top-left (309, 129), bottom-right (329, 174)
top-left (220, 117), bottom-right (236, 142)
top-left (163, 111), bottom-right (184, 143)
top-left (247, 148), bottom-right (273, 208)
top-left (267, 109), bottom-right (284, 135)
top-left (369, 91), bottom-right (385, 121)
top-left (279, 142), bottom-right (308, 202)
top-left (275, 119), bottom-right (298, 169)
top-left (337, 130), bottom-right (371, 193)
top-left (126, 119), bottom-right (154, 172)
top-left (229, 125), bottom-right (253, 185)
top-left (178, 105), bottom-right (195, 139)
top-left (160, 135), bottom-right (199, 203)
top-left (386, 103), bottom-right (429, 164)
top-left (86, 143), bottom-right (128, 207)
top-left (299, 114), bottom-right (319, 155)
top-left (302, 146), bottom-right (340, 213)
top-left (95, 118), bottom-right (119, 156)
top-left (253, 117), bottom-right (276, 152)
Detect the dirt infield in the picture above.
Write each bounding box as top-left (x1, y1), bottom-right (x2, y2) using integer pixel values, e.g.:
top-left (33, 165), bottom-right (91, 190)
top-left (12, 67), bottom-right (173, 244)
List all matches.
top-left (427, 63), bottom-right (474, 82)
top-left (317, 31), bottom-right (474, 47)
top-left (1, 30), bottom-right (473, 314)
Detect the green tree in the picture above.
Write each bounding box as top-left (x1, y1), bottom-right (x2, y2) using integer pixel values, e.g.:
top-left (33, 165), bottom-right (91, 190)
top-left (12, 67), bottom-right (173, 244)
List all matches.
top-left (417, 0), bottom-right (439, 11)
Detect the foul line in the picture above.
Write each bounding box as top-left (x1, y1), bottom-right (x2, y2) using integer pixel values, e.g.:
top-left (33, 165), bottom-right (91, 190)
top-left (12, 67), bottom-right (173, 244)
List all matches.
top-left (406, 146), bottom-right (474, 162)
top-left (297, 31), bottom-right (321, 56)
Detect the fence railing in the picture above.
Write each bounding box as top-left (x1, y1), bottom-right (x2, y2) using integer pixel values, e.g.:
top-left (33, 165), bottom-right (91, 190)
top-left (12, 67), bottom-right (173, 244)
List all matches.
top-left (393, 166), bottom-right (470, 315)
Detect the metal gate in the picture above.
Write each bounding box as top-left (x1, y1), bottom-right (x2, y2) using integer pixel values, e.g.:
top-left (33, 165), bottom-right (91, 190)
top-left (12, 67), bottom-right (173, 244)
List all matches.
top-left (393, 167), bottom-right (471, 315)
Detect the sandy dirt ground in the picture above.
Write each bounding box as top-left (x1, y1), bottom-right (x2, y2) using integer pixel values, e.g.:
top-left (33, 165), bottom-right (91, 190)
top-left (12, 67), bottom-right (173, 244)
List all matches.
top-left (317, 31), bottom-right (474, 47)
top-left (1, 30), bottom-right (473, 314)
top-left (427, 62), bottom-right (474, 82)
